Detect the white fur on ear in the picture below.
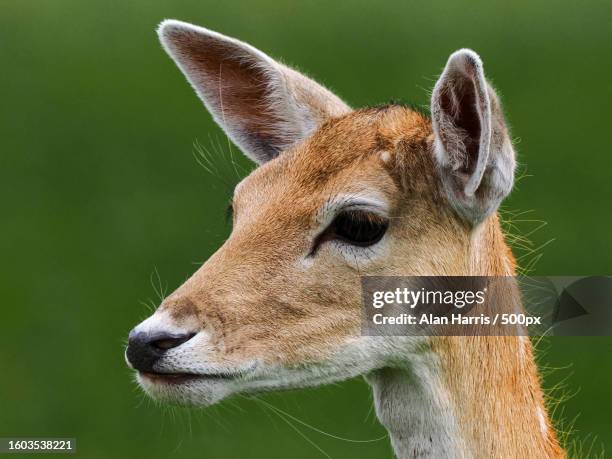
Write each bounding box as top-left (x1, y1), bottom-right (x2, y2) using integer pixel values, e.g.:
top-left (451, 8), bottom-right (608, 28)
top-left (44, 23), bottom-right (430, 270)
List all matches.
top-left (157, 19), bottom-right (350, 164)
top-left (431, 49), bottom-right (515, 224)
top-left (433, 50), bottom-right (491, 197)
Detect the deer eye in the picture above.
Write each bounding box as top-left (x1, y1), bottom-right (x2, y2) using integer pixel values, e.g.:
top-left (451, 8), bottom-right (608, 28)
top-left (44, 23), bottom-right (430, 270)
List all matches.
top-left (326, 210), bottom-right (389, 247)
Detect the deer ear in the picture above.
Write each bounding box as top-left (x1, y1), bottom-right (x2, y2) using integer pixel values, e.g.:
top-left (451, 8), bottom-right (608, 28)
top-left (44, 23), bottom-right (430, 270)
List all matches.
top-left (431, 49), bottom-right (515, 224)
top-left (158, 20), bottom-right (351, 164)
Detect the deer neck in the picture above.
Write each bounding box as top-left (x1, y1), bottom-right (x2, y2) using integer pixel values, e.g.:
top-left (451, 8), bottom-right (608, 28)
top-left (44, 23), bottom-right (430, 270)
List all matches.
top-left (366, 216), bottom-right (565, 459)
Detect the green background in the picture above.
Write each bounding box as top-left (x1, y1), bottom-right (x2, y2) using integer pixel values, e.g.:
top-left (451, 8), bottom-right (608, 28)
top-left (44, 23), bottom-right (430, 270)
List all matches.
top-left (1, 0), bottom-right (611, 457)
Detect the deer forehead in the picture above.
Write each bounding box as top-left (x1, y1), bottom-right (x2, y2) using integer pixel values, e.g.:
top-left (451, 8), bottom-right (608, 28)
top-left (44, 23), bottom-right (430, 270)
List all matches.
top-left (232, 106), bottom-right (435, 222)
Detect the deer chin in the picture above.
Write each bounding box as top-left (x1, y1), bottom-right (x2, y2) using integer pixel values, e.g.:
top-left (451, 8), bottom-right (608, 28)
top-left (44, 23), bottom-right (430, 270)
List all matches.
top-left (135, 360), bottom-right (261, 406)
top-left (136, 371), bottom-right (240, 406)
top-left (133, 363), bottom-right (343, 406)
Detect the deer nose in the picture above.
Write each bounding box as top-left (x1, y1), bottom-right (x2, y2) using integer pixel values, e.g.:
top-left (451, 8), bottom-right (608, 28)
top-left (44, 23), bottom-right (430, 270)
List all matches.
top-left (125, 330), bottom-right (196, 373)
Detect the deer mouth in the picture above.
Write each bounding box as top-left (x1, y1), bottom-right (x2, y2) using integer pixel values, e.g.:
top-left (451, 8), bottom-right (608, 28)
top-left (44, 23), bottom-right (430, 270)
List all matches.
top-left (139, 371), bottom-right (238, 385)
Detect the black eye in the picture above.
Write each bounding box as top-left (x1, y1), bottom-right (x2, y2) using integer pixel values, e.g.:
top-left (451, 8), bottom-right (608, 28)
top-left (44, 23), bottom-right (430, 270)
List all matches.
top-left (225, 202), bottom-right (234, 224)
top-left (315, 210), bottom-right (389, 251)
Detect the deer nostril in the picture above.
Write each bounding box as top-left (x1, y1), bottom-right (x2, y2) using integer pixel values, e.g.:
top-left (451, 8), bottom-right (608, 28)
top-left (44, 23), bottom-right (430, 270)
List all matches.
top-left (126, 331), bottom-right (197, 373)
top-left (150, 333), bottom-right (196, 351)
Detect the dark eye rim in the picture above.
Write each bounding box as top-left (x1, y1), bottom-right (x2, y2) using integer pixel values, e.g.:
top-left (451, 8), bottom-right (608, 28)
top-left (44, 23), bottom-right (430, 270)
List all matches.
top-left (225, 202), bottom-right (234, 223)
top-left (310, 209), bottom-right (389, 255)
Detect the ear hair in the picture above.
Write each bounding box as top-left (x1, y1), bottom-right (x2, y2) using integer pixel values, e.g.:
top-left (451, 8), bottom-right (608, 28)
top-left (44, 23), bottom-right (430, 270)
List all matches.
top-left (431, 49), bottom-right (515, 225)
top-left (158, 20), bottom-right (351, 165)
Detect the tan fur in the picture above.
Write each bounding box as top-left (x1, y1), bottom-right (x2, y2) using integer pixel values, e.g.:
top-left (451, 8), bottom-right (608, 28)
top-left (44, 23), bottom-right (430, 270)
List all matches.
top-left (122, 22), bottom-right (566, 456)
top-left (433, 217), bottom-right (564, 458)
top-left (153, 106), bottom-right (563, 457)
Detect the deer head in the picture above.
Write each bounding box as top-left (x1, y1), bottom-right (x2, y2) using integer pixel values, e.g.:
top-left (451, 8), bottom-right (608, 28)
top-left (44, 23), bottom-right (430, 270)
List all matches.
top-left (125, 20), bottom-right (516, 407)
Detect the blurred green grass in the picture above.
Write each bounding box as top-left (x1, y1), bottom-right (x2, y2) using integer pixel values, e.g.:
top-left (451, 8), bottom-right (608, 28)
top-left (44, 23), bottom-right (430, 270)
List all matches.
top-left (0, 0), bottom-right (611, 457)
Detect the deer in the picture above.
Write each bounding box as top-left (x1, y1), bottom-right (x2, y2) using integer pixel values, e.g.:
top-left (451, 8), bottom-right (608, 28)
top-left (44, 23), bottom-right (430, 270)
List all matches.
top-left (125, 19), bottom-right (565, 458)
